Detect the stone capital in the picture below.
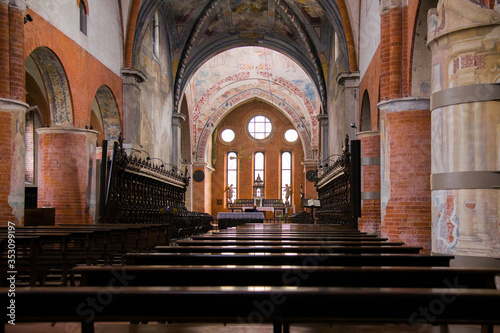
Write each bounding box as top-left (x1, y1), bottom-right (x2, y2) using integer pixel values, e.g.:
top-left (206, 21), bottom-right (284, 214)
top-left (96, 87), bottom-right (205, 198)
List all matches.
top-left (121, 68), bottom-right (146, 87)
top-left (9, 0), bottom-right (26, 11)
top-left (377, 97), bottom-right (430, 113)
top-left (316, 113), bottom-right (328, 126)
top-left (336, 72), bottom-right (360, 88)
top-left (380, 0), bottom-right (407, 13)
top-left (0, 98), bottom-right (29, 112)
top-left (172, 112), bottom-right (186, 127)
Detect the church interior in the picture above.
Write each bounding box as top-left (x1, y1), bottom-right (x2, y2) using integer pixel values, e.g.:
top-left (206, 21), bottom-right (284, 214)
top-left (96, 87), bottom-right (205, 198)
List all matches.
top-left (1, 0), bottom-right (500, 332)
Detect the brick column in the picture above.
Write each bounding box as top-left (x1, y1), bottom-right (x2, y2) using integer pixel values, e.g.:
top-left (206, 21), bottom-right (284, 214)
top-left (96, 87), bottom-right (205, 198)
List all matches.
top-left (356, 131), bottom-right (381, 234)
top-left (0, 99), bottom-right (27, 225)
top-left (192, 162), bottom-right (212, 214)
top-left (0, 1), bottom-right (10, 98)
top-left (37, 128), bottom-right (98, 224)
top-left (8, 0), bottom-right (24, 102)
top-left (0, 1), bottom-right (27, 225)
top-left (378, 98), bottom-right (431, 249)
top-left (380, 0), bottom-right (403, 100)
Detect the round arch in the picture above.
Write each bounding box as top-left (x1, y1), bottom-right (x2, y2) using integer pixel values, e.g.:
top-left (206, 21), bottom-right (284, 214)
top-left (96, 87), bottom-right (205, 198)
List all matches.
top-left (28, 47), bottom-right (73, 127)
top-left (94, 85), bottom-right (121, 142)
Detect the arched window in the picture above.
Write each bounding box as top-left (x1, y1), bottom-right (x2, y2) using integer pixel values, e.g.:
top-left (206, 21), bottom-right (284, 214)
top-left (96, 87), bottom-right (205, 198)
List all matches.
top-left (227, 152), bottom-right (238, 202)
top-left (79, 1), bottom-right (87, 35)
top-left (361, 90), bottom-right (371, 132)
top-left (254, 152), bottom-right (264, 186)
top-left (281, 151), bottom-right (292, 203)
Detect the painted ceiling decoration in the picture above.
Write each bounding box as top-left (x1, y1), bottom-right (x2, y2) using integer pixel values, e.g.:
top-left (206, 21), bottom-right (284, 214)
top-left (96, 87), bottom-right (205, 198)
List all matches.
top-left (132, 0), bottom-right (352, 114)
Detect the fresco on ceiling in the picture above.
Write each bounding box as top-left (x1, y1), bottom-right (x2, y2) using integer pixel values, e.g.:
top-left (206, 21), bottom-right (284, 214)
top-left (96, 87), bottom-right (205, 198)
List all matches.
top-left (205, 12), bottom-right (225, 37)
top-left (293, 0), bottom-right (323, 39)
top-left (231, 0), bottom-right (268, 30)
top-left (275, 13), bottom-right (296, 38)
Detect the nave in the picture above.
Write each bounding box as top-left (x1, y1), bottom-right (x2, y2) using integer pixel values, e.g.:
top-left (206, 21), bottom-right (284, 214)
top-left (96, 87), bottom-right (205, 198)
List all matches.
top-left (2, 223), bottom-right (500, 333)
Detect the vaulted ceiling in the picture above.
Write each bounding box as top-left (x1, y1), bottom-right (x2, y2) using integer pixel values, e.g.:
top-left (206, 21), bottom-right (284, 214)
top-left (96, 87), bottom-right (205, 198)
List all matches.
top-left (131, 0), bottom-right (353, 113)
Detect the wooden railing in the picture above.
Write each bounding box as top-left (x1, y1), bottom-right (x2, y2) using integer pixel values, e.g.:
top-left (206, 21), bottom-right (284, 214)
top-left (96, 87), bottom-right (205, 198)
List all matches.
top-left (101, 140), bottom-right (212, 230)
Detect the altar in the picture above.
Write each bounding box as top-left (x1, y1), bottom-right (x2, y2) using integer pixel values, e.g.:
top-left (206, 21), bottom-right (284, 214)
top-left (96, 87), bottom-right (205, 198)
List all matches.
top-left (217, 212), bottom-right (265, 229)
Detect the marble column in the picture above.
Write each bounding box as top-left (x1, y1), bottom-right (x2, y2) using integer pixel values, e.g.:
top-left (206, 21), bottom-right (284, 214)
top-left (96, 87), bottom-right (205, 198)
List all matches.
top-left (428, 0), bottom-right (500, 257)
top-left (171, 112), bottom-right (185, 170)
top-left (121, 69), bottom-right (146, 146)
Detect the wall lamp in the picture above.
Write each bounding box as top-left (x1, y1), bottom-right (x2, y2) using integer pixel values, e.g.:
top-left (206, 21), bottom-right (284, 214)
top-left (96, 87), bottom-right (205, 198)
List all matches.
top-left (24, 14), bottom-right (33, 24)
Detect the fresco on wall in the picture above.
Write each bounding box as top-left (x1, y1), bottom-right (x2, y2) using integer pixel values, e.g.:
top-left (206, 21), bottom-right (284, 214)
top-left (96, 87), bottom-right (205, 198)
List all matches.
top-left (187, 47), bottom-right (321, 161)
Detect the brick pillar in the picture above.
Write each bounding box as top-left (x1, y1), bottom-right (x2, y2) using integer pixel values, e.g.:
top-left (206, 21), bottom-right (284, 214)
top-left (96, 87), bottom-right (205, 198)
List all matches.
top-left (192, 162), bottom-right (212, 214)
top-left (378, 98), bottom-right (431, 249)
top-left (0, 1), bottom-right (27, 225)
top-left (356, 131), bottom-right (381, 234)
top-left (8, 1), bottom-right (24, 101)
top-left (0, 99), bottom-right (27, 225)
top-left (428, 0), bottom-right (500, 257)
top-left (0, 1), bottom-right (10, 98)
top-left (380, 0), bottom-right (403, 100)
top-left (37, 128), bottom-right (98, 224)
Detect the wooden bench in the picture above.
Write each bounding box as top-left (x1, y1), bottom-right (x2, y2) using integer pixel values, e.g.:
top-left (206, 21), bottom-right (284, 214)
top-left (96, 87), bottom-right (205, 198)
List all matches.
top-left (153, 245), bottom-right (423, 254)
top-left (125, 252), bottom-right (454, 266)
top-left (74, 265), bottom-right (500, 289)
top-left (176, 239), bottom-right (406, 246)
top-left (191, 235), bottom-right (388, 241)
top-left (2, 286), bottom-right (499, 333)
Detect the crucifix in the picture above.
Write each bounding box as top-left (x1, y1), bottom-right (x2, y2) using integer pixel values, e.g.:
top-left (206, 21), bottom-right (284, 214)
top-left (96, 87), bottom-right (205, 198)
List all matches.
top-left (229, 146), bottom-right (252, 171)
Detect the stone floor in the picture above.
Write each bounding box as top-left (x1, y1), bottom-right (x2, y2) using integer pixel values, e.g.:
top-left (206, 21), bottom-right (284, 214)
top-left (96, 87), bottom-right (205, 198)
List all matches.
top-left (5, 323), bottom-right (499, 333)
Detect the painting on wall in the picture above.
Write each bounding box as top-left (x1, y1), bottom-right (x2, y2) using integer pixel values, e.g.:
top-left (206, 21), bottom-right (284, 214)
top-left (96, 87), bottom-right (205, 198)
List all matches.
top-left (231, 0), bottom-right (268, 30)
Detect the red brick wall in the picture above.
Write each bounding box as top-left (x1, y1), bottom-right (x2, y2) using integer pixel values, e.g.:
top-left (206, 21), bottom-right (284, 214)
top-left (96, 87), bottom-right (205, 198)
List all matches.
top-left (24, 10), bottom-right (123, 129)
top-left (9, 6), bottom-right (24, 102)
top-left (380, 6), bottom-right (403, 100)
top-left (0, 3), bottom-right (9, 98)
top-left (37, 129), bottom-right (96, 224)
top-left (359, 48), bottom-right (381, 131)
top-left (381, 109), bottom-right (431, 250)
top-left (210, 101), bottom-right (305, 219)
top-left (358, 133), bottom-right (381, 234)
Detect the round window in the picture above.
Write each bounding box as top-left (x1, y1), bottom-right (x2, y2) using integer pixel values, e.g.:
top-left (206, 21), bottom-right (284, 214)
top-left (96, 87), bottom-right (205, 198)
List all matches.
top-left (284, 129), bottom-right (298, 143)
top-left (248, 116), bottom-right (272, 140)
top-left (221, 129), bottom-right (235, 143)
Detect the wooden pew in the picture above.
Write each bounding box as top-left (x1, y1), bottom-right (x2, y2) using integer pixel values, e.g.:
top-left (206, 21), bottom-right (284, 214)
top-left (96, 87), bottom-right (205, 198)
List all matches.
top-left (153, 245), bottom-right (423, 254)
top-left (75, 265), bottom-right (500, 289)
top-left (191, 235), bottom-right (388, 241)
top-left (176, 239), bottom-right (406, 246)
top-left (125, 252), bottom-right (454, 267)
top-left (2, 286), bottom-right (499, 333)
